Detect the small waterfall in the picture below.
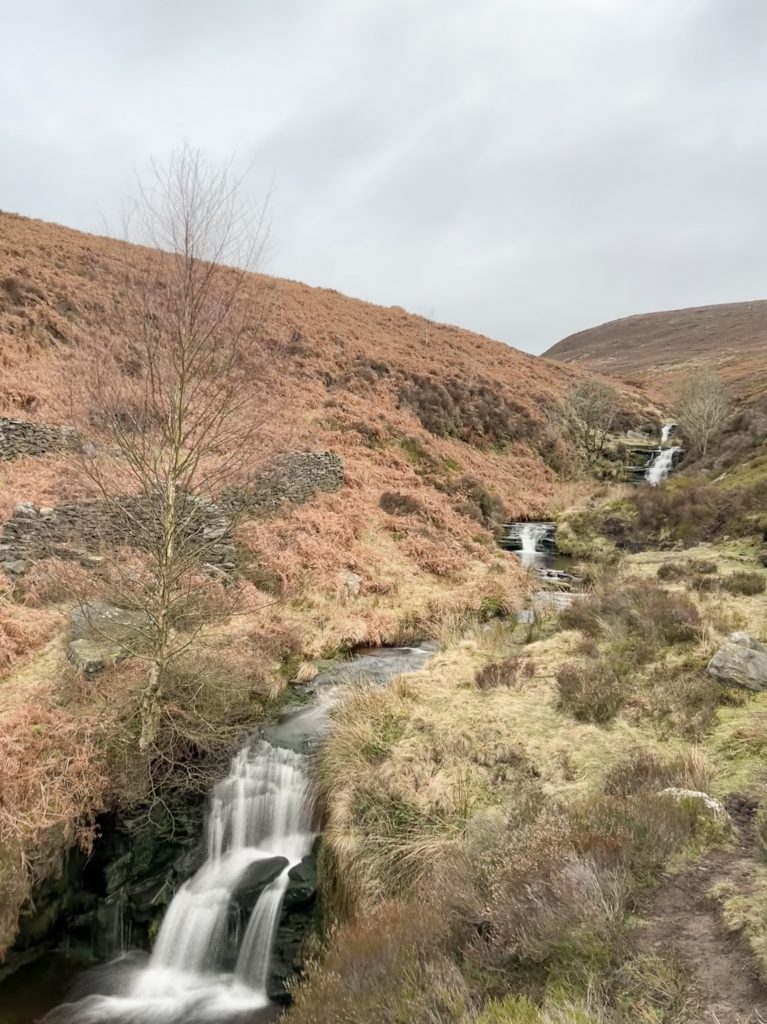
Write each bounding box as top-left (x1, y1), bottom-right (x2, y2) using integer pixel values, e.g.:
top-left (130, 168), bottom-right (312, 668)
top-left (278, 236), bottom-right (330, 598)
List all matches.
top-left (645, 446), bottom-right (682, 486)
top-left (46, 741), bottom-right (315, 1022)
top-left (501, 522), bottom-right (555, 567)
top-left (520, 523), bottom-right (548, 557)
top-left (661, 422), bottom-right (676, 444)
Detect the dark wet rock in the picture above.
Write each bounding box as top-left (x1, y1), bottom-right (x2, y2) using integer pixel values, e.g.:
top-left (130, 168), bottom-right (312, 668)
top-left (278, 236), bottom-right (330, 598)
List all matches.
top-left (284, 856), bottom-right (317, 911)
top-left (724, 792), bottom-right (759, 823)
top-left (233, 857), bottom-right (289, 914)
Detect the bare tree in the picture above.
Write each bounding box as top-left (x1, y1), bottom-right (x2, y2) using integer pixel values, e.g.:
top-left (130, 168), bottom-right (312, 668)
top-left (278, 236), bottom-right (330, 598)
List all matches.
top-left (673, 368), bottom-right (730, 458)
top-left (565, 379), bottom-right (621, 464)
top-left (75, 145), bottom-right (272, 752)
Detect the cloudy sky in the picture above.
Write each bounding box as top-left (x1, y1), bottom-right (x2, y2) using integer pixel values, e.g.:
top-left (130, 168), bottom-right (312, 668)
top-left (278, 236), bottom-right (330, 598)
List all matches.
top-left (1, 0), bottom-right (766, 353)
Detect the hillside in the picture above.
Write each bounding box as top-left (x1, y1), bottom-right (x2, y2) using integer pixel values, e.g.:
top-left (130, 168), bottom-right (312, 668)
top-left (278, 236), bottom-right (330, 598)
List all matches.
top-left (0, 211), bottom-right (631, 962)
top-left (545, 300), bottom-right (767, 405)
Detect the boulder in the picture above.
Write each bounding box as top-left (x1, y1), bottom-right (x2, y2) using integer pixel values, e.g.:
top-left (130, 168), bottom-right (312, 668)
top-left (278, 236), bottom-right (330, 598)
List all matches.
top-left (659, 788), bottom-right (730, 823)
top-left (707, 632), bottom-right (767, 691)
top-left (67, 601), bottom-right (151, 674)
top-left (233, 856), bottom-right (289, 914)
top-left (67, 637), bottom-right (125, 675)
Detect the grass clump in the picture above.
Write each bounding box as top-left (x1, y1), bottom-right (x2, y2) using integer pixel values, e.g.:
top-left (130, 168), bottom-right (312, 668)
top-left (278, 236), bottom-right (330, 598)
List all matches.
top-left (644, 666), bottom-right (721, 741)
top-left (720, 570), bottom-right (766, 596)
top-left (556, 659), bottom-right (624, 723)
top-left (560, 581), bottom-right (700, 661)
top-left (475, 656), bottom-right (520, 690)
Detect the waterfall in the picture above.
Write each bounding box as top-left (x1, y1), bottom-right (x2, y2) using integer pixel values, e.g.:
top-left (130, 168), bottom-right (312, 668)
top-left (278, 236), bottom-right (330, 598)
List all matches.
top-left (41, 645), bottom-right (435, 1024)
top-left (519, 523), bottom-right (548, 556)
top-left (645, 446), bottom-right (681, 486)
top-left (661, 422), bottom-right (676, 444)
top-left (46, 741), bottom-right (315, 1022)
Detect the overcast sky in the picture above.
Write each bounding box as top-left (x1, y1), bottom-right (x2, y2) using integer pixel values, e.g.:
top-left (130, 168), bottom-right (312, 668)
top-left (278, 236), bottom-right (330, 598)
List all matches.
top-left (2, 0), bottom-right (766, 353)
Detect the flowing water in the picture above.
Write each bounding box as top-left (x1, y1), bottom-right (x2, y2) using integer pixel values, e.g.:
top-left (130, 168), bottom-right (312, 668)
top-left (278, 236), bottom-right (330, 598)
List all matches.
top-left (661, 422), bottom-right (676, 444)
top-left (4, 645), bottom-right (434, 1024)
top-left (500, 522), bottom-right (556, 569)
top-left (645, 445), bottom-right (682, 485)
top-left (41, 742), bottom-right (315, 1023)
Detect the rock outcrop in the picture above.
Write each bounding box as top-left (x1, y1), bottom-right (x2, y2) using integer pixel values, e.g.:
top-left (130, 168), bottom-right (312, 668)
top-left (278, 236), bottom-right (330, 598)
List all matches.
top-left (707, 632), bottom-right (767, 691)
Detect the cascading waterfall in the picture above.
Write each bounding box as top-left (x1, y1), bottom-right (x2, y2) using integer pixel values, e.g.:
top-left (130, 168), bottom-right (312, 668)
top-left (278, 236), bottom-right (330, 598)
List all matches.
top-left (46, 741), bottom-right (315, 1023)
top-left (645, 446), bottom-right (681, 485)
top-left (38, 646), bottom-right (436, 1024)
top-left (661, 422), bottom-right (676, 444)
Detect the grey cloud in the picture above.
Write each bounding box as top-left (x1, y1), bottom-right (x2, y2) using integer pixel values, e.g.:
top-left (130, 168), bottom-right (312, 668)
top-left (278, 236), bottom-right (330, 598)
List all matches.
top-left (1, 0), bottom-right (766, 352)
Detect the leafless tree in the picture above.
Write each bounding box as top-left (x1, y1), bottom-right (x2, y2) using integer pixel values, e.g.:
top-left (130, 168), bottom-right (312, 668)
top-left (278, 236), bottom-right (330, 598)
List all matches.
top-left (672, 368), bottom-right (730, 458)
top-left (74, 145), bottom-right (272, 753)
top-left (565, 379), bottom-right (621, 464)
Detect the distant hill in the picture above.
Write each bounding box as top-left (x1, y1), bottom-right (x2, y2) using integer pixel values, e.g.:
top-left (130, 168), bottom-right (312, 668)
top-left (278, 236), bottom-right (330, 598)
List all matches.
top-left (544, 301), bottom-right (767, 405)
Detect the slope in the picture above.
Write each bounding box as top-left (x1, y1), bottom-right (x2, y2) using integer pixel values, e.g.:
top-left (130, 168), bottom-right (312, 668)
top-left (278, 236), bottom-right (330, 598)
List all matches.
top-left (0, 211), bottom-right (638, 958)
top-left (545, 300), bottom-right (767, 405)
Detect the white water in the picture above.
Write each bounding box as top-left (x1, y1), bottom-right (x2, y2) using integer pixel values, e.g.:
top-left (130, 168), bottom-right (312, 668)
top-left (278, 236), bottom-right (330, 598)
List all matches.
top-left (47, 742), bottom-right (315, 1023)
top-left (41, 646), bottom-right (436, 1024)
top-left (661, 422), bottom-right (676, 444)
top-left (645, 445), bottom-right (682, 485)
top-left (517, 523), bottom-right (551, 567)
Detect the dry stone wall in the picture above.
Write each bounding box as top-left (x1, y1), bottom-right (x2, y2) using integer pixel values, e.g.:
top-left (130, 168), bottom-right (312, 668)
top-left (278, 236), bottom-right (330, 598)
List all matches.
top-left (0, 417), bottom-right (78, 460)
top-left (0, 451), bottom-right (344, 578)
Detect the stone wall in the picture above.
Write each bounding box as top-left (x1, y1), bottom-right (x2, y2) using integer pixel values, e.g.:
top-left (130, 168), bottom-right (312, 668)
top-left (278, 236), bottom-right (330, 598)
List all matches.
top-left (0, 451), bottom-right (344, 577)
top-left (0, 417), bottom-right (78, 460)
top-left (235, 451), bottom-right (345, 513)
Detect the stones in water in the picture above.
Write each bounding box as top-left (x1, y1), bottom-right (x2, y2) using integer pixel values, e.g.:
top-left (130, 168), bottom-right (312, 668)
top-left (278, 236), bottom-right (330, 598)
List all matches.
top-left (707, 632), bottom-right (767, 691)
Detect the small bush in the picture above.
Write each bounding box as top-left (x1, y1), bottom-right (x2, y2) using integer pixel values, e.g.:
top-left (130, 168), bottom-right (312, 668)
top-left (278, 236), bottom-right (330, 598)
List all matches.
top-left (399, 372), bottom-right (536, 447)
top-left (379, 491), bottom-right (423, 516)
top-left (603, 749), bottom-right (711, 800)
top-left (475, 656), bottom-right (519, 690)
top-left (720, 571), bottom-right (766, 596)
top-left (445, 475), bottom-right (507, 531)
top-left (688, 559), bottom-right (718, 575)
top-left (556, 659), bottom-right (624, 723)
top-left (645, 667), bottom-right (721, 741)
top-left (657, 561), bottom-right (686, 581)
top-left (560, 582), bottom-right (700, 658)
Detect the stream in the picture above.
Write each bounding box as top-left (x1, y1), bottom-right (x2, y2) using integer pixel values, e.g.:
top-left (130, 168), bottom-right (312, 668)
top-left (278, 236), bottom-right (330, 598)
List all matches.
top-left (0, 645), bottom-right (435, 1024)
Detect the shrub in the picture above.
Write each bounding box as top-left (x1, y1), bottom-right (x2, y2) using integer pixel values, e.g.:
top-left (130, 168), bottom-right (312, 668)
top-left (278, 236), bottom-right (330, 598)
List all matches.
top-left (560, 582), bottom-right (700, 658)
top-left (475, 657), bottom-right (519, 690)
top-left (444, 475), bottom-right (507, 531)
top-left (688, 559), bottom-right (718, 575)
top-left (720, 571), bottom-right (766, 596)
top-left (603, 477), bottom-right (767, 549)
top-left (399, 373), bottom-right (536, 447)
top-left (379, 491), bottom-right (423, 516)
top-left (645, 667), bottom-right (721, 740)
top-left (556, 659), bottom-right (624, 723)
top-left (602, 749), bottom-right (711, 800)
top-left (287, 901), bottom-right (468, 1024)
top-left (656, 561), bottom-right (686, 581)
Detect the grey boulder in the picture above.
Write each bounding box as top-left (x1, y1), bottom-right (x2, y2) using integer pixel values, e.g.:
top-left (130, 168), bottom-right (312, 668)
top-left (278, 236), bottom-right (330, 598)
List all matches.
top-left (707, 632), bottom-right (767, 691)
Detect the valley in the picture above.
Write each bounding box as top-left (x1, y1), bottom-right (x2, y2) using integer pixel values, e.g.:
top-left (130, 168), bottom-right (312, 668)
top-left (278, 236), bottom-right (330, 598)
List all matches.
top-left (1, 210), bottom-right (766, 1024)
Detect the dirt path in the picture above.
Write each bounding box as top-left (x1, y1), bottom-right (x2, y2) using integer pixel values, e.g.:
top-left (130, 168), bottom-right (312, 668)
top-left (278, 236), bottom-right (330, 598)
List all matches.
top-left (633, 801), bottom-right (767, 1023)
